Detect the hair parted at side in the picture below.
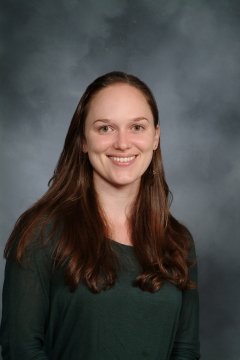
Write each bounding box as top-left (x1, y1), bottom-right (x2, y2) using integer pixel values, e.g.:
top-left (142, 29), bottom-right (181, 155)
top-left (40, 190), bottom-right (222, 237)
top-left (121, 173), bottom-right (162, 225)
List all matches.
top-left (5, 71), bottom-right (196, 293)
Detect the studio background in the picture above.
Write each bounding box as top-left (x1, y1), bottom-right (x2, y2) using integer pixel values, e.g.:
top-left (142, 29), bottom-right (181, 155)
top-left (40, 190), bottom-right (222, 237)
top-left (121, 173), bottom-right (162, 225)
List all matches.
top-left (1, 1), bottom-right (239, 359)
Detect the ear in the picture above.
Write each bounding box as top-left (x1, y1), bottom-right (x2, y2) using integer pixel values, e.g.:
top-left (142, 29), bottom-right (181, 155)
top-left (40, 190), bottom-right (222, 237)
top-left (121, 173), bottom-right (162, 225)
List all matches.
top-left (82, 141), bottom-right (88, 153)
top-left (153, 125), bottom-right (160, 149)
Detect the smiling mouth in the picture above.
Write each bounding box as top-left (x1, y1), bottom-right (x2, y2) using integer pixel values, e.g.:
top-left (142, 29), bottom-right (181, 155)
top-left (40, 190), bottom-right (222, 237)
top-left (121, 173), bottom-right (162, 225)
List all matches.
top-left (109, 156), bottom-right (136, 163)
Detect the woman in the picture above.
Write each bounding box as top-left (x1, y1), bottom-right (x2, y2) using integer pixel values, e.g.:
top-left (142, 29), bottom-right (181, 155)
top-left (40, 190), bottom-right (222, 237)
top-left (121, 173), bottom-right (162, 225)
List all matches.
top-left (0, 71), bottom-right (200, 359)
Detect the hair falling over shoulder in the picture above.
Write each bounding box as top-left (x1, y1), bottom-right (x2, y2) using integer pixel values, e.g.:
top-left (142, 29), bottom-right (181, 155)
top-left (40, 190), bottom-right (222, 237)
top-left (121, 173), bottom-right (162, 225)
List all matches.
top-left (5, 71), bottom-right (196, 293)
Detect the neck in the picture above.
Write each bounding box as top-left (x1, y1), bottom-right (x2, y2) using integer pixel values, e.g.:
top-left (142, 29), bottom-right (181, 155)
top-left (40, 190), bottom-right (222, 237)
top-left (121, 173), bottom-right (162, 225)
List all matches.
top-left (94, 178), bottom-right (139, 217)
top-left (93, 175), bottom-right (140, 245)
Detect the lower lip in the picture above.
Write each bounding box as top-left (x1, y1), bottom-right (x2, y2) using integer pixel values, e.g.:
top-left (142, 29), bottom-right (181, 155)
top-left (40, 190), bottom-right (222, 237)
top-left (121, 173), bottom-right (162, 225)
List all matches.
top-left (108, 156), bottom-right (137, 166)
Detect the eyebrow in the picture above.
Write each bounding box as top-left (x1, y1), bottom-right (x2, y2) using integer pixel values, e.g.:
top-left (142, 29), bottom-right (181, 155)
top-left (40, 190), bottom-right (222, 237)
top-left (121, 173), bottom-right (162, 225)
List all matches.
top-left (93, 117), bottom-right (149, 124)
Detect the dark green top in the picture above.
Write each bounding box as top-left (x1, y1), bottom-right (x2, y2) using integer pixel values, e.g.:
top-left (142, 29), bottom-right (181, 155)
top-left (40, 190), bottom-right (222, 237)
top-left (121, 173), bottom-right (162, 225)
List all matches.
top-left (0, 239), bottom-right (200, 360)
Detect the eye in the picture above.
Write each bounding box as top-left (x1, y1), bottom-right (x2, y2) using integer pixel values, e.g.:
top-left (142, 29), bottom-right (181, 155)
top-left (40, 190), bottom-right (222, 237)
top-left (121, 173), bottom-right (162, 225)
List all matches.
top-left (132, 124), bottom-right (144, 131)
top-left (99, 125), bottom-right (111, 133)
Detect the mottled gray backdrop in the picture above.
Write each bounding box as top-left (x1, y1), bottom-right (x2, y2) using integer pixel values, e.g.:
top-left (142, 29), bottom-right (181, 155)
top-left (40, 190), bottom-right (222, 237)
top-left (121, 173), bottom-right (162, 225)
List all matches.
top-left (1, 1), bottom-right (240, 359)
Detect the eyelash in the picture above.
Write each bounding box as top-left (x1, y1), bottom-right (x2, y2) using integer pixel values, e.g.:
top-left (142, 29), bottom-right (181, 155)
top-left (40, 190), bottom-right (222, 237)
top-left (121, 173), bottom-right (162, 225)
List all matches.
top-left (98, 124), bottom-right (144, 133)
top-left (99, 125), bottom-right (111, 132)
top-left (132, 125), bottom-right (144, 131)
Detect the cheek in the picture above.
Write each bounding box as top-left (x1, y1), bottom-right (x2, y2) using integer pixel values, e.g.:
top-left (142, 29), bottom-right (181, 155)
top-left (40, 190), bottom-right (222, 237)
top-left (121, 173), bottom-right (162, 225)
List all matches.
top-left (86, 135), bottom-right (109, 153)
top-left (135, 135), bottom-right (155, 150)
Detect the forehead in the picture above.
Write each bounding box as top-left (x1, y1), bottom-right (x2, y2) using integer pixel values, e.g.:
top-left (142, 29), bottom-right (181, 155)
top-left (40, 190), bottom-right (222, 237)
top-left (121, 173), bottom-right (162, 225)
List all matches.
top-left (87, 84), bottom-right (152, 119)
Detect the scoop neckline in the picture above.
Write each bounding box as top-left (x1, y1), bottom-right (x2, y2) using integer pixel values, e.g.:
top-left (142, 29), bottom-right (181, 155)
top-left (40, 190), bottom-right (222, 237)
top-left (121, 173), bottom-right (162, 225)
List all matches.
top-left (109, 239), bottom-right (134, 248)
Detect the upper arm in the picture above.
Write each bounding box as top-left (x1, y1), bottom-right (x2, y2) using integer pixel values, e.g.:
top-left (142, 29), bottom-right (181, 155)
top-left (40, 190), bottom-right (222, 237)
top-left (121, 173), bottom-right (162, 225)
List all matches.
top-left (170, 240), bottom-right (201, 360)
top-left (0, 245), bottom-right (51, 360)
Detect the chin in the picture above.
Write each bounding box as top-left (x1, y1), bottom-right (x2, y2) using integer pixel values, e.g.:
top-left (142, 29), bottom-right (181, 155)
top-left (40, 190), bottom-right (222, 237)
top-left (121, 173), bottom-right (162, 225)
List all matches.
top-left (110, 176), bottom-right (140, 187)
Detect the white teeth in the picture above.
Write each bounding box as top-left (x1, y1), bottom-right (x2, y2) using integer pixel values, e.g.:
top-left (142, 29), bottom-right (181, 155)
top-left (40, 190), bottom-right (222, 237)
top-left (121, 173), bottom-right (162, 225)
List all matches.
top-left (110, 156), bottom-right (135, 163)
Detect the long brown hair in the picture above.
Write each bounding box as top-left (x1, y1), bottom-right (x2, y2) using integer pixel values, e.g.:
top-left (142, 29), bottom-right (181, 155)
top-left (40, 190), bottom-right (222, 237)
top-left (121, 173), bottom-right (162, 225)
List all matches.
top-left (5, 71), bottom-right (196, 293)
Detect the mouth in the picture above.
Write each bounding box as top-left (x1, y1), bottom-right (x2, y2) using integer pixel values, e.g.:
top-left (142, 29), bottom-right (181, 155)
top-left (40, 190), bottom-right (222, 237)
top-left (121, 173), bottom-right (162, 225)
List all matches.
top-left (107, 155), bottom-right (137, 165)
top-left (109, 156), bottom-right (136, 163)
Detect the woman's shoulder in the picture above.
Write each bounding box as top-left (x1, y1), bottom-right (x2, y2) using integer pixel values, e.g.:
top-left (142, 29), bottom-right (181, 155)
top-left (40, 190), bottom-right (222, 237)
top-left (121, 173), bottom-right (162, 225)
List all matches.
top-left (185, 228), bottom-right (198, 260)
top-left (7, 220), bottom-right (60, 267)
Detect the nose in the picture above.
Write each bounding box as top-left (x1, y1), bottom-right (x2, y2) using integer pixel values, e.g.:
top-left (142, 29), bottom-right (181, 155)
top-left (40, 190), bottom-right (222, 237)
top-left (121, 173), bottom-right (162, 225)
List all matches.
top-left (114, 129), bottom-right (131, 151)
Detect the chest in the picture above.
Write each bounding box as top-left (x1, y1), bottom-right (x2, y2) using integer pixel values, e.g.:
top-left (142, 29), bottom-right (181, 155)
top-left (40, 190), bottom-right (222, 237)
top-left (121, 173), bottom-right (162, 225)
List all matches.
top-left (46, 255), bottom-right (183, 359)
top-left (49, 263), bottom-right (182, 329)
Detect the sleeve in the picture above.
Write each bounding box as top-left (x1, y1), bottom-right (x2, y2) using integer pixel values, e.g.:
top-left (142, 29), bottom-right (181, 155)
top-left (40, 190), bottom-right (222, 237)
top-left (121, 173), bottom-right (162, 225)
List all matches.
top-left (0, 242), bottom-right (52, 360)
top-left (170, 241), bottom-right (201, 360)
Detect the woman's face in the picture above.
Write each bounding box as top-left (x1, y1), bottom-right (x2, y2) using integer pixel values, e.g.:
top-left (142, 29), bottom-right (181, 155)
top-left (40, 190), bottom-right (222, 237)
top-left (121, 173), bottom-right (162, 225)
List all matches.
top-left (83, 84), bottom-right (160, 190)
